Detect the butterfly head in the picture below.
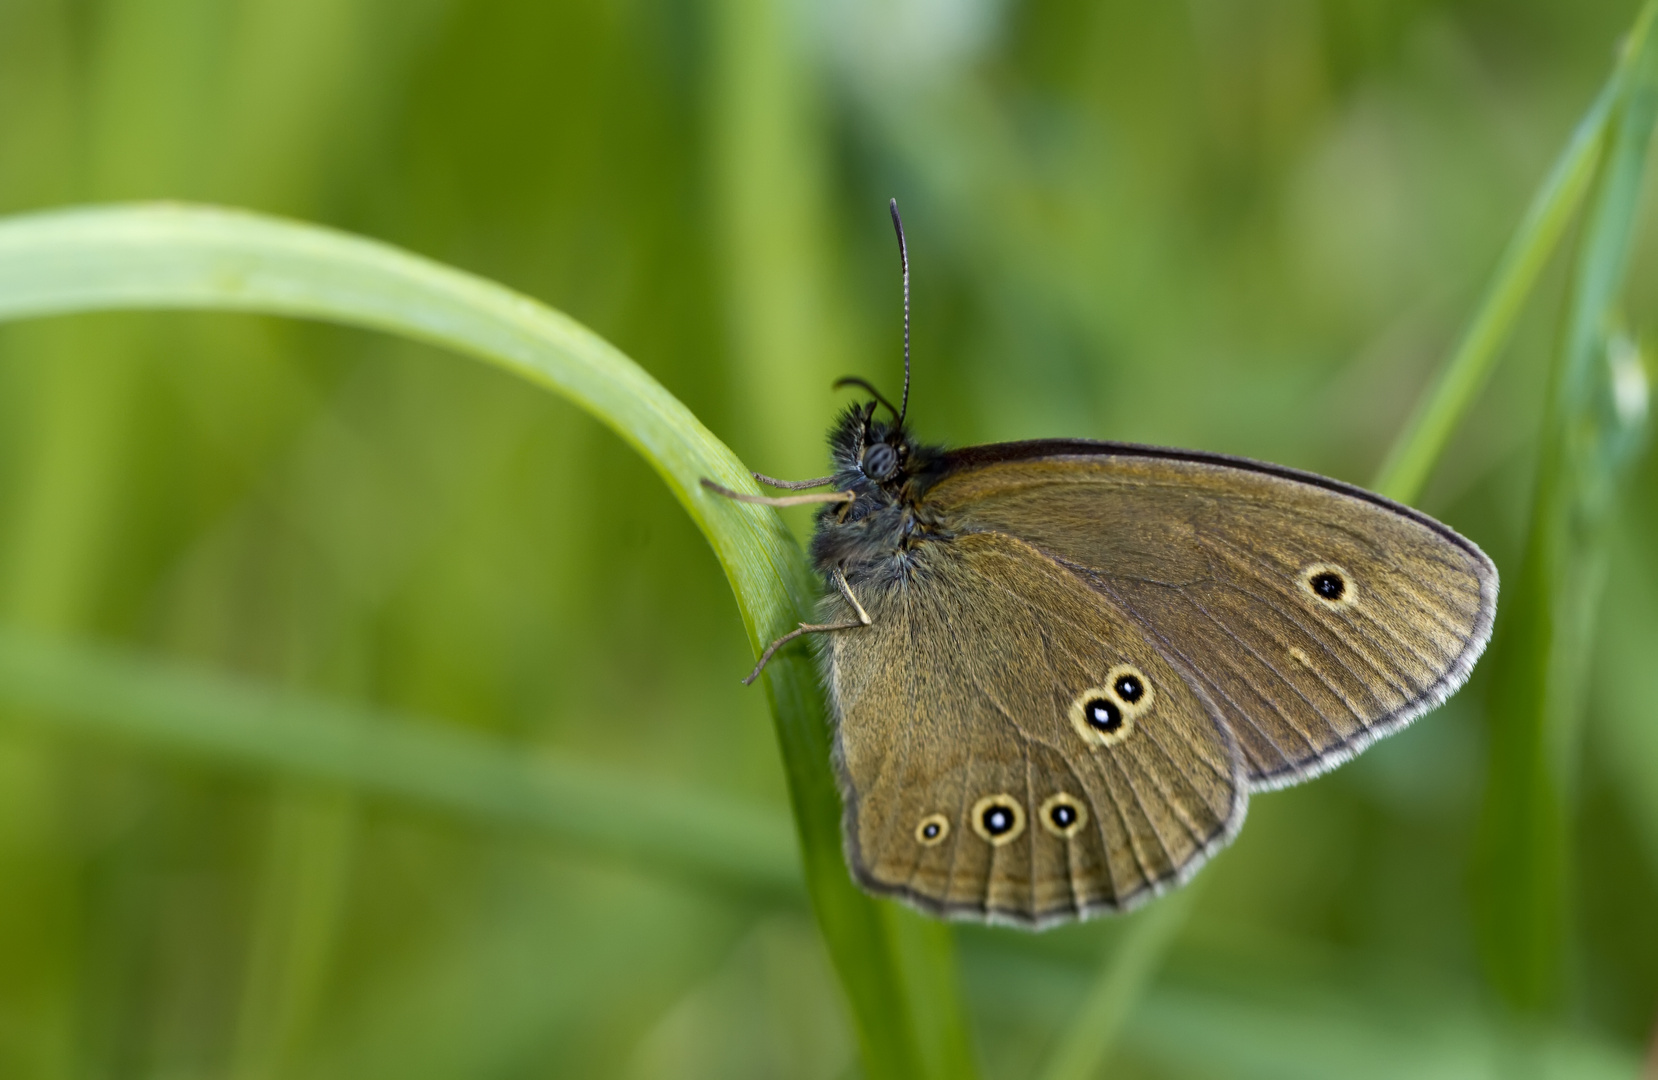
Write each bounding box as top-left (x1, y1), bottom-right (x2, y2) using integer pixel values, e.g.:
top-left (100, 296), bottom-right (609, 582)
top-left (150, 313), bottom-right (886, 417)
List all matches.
top-left (813, 402), bottom-right (948, 578)
top-left (826, 402), bottom-right (936, 497)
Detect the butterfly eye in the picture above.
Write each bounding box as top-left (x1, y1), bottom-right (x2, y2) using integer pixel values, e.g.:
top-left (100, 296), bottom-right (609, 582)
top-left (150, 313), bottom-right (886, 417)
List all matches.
top-left (970, 794), bottom-right (1026, 845)
top-left (861, 442), bottom-right (899, 481)
top-left (914, 813), bottom-right (950, 846)
top-left (1039, 793), bottom-right (1088, 838)
top-left (1302, 564), bottom-right (1356, 607)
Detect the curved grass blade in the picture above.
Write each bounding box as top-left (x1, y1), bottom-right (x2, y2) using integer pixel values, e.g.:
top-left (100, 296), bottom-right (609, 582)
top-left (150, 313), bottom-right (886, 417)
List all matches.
top-left (0, 202), bottom-right (951, 1079)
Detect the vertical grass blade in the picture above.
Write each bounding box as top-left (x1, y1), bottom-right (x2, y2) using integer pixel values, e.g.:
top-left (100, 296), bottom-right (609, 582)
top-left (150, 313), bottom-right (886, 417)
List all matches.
top-left (1036, 889), bottom-right (1195, 1080)
top-left (1372, 32), bottom-right (1648, 504)
top-left (0, 204), bottom-right (945, 1077)
top-left (1473, 0), bottom-right (1658, 1014)
top-left (883, 905), bottom-right (980, 1080)
top-left (707, 0), bottom-right (973, 1064)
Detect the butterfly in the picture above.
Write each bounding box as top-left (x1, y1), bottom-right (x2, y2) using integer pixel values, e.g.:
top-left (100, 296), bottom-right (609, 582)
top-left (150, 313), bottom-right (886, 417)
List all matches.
top-left (706, 201), bottom-right (1497, 927)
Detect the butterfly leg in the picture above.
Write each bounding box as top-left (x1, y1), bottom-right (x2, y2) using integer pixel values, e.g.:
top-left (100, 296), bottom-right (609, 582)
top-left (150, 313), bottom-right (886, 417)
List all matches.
top-left (753, 471), bottom-right (836, 490)
top-left (701, 478), bottom-right (853, 508)
top-left (741, 568), bottom-right (871, 686)
top-left (830, 566), bottom-right (872, 625)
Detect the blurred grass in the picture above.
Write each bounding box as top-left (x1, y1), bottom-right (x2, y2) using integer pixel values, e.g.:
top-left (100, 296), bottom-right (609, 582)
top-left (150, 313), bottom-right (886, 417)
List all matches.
top-left (1475, 0), bottom-right (1658, 1016)
top-left (1036, 888), bottom-right (1196, 1080)
top-left (0, 1), bottom-right (1656, 1078)
top-left (0, 625), bottom-right (800, 899)
top-left (1373, 76), bottom-right (1615, 504)
top-left (0, 202), bottom-right (962, 1077)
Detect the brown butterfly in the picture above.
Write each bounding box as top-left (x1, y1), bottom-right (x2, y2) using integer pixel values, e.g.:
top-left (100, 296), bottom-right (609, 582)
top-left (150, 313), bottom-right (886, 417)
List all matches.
top-left (707, 202), bottom-right (1497, 927)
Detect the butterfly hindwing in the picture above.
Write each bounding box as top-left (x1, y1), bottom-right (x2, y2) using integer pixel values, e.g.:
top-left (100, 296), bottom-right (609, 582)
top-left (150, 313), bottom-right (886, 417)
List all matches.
top-left (821, 531), bottom-right (1246, 926)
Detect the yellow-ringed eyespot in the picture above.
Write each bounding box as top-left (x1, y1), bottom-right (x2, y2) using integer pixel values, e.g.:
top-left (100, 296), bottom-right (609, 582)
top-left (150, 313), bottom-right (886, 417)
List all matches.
top-left (970, 794), bottom-right (1026, 845)
top-left (915, 813), bottom-right (950, 846)
top-left (1302, 563), bottom-right (1357, 608)
top-left (1039, 792), bottom-right (1088, 838)
top-left (1069, 663), bottom-right (1153, 746)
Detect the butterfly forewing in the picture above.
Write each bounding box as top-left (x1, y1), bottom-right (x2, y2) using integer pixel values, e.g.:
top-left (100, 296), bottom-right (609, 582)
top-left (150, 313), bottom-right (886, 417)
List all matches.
top-left (823, 531), bottom-right (1246, 926)
top-left (924, 447), bottom-right (1499, 788)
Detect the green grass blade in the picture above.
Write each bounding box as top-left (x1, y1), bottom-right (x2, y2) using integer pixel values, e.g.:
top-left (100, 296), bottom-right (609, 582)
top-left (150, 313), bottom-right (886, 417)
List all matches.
top-left (1371, 7), bottom-right (1656, 504)
top-left (1036, 889), bottom-right (1194, 1080)
top-left (711, 0), bottom-right (974, 1057)
top-left (1473, 0), bottom-right (1658, 1014)
top-left (0, 625), bottom-right (802, 899)
top-left (0, 202), bottom-right (940, 1078)
top-left (883, 905), bottom-right (981, 1080)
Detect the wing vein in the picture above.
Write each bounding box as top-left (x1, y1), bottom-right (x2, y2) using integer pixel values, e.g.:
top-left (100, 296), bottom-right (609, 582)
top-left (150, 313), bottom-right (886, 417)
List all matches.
top-left (1078, 571), bottom-right (1298, 773)
top-left (1202, 541), bottom-right (1422, 702)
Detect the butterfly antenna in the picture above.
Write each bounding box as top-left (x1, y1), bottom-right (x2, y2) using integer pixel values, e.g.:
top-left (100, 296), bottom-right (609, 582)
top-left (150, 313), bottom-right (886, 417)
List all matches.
top-left (889, 198), bottom-right (911, 427)
top-left (831, 376), bottom-right (900, 420)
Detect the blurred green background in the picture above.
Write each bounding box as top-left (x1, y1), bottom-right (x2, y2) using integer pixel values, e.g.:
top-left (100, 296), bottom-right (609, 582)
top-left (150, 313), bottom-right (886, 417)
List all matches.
top-left (0, 0), bottom-right (1656, 1076)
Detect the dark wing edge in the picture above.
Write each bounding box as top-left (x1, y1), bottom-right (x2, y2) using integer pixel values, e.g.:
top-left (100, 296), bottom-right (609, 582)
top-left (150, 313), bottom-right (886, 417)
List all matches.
top-left (941, 439), bottom-right (1500, 795)
top-left (817, 596), bottom-right (1253, 930)
top-left (939, 437), bottom-right (1493, 561)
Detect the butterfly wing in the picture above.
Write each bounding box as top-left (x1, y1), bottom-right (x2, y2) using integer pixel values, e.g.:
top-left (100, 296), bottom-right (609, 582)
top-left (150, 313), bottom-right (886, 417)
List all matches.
top-left (821, 530), bottom-right (1247, 926)
top-left (923, 441), bottom-right (1499, 789)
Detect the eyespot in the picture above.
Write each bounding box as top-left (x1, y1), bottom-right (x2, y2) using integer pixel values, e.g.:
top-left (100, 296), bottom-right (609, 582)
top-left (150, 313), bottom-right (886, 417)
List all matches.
top-left (1085, 697), bottom-right (1122, 732)
top-left (915, 813), bottom-right (950, 846)
top-left (1071, 692), bottom-right (1130, 745)
top-left (1039, 793), bottom-right (1088, 838)
top-left (1104, 664), bottom-right (1154, 717)
top-left (1071, 692), bottom-right (1128, 745)
top-left (1069, 664), bottom-right (1154, 746)
top-left (1302, 563), bottom-right (1356, 607)
top-left (861, 442), bottom-right (899, 481)
top-left (970, 794), bottom-right (1026, 846)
